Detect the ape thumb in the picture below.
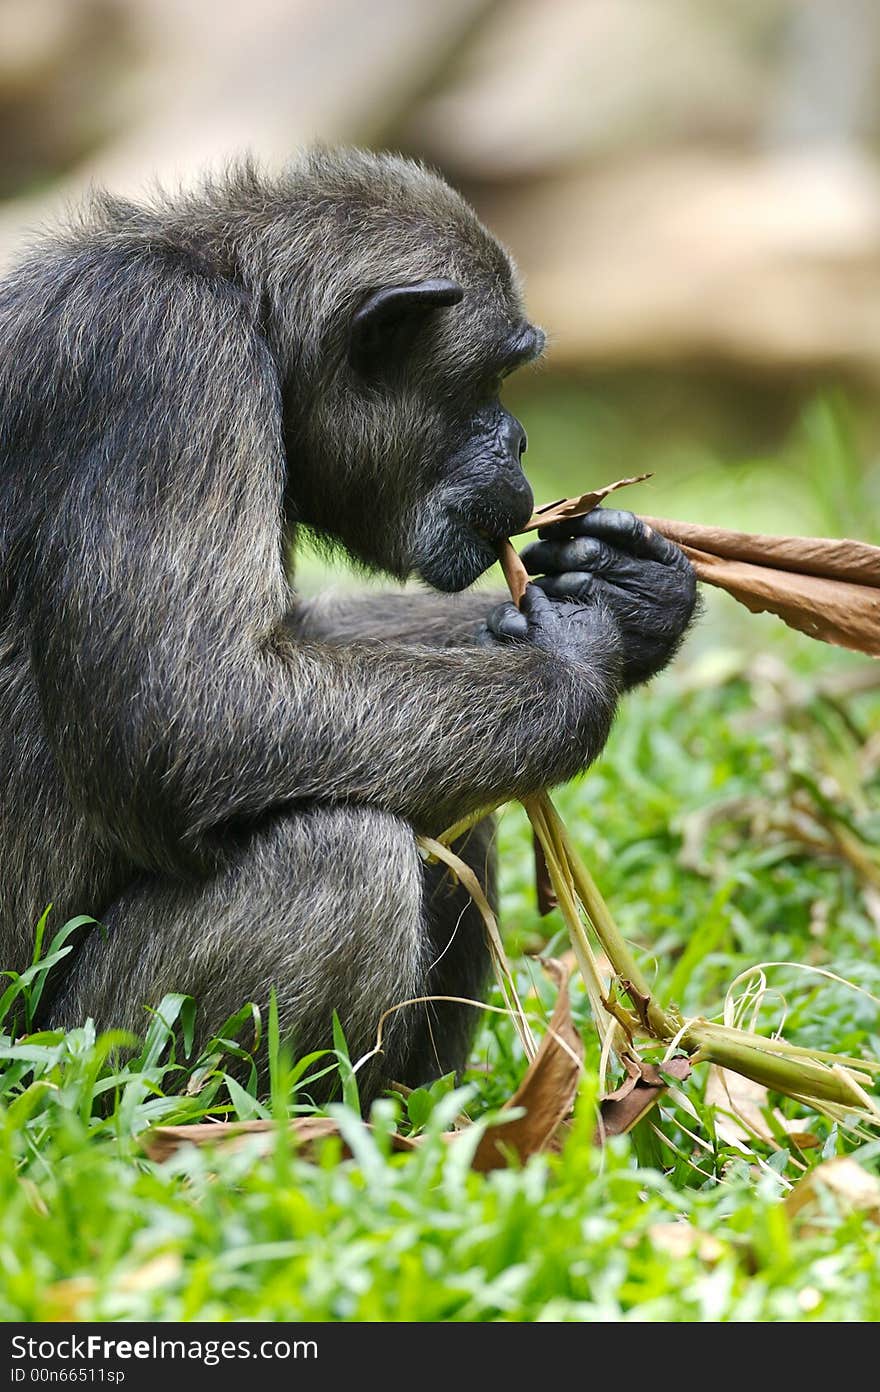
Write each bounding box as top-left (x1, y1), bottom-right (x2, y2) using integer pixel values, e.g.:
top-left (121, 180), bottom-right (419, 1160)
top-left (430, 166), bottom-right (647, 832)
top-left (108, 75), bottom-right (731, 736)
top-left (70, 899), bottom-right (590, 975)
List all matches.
top-left (520, 583), bottom-right (556, 622)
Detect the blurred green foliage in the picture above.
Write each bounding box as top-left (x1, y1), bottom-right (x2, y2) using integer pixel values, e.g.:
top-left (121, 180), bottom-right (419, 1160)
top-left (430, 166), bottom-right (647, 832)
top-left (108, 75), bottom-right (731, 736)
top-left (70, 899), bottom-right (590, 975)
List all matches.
top-left (506, 377), bottom-right (880, 541)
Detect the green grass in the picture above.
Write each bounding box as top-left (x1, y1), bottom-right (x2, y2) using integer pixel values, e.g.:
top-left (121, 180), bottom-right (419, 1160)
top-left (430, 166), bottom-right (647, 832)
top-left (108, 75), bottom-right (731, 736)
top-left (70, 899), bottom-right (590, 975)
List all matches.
top-left (2, 390), bottom-right (880, 1322)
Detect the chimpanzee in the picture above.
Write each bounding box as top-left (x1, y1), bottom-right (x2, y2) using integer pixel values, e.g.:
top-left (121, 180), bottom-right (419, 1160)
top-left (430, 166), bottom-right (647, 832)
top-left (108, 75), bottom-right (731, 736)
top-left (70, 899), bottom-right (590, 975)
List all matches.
top-left (0, 149), bottom-right (695, 1097)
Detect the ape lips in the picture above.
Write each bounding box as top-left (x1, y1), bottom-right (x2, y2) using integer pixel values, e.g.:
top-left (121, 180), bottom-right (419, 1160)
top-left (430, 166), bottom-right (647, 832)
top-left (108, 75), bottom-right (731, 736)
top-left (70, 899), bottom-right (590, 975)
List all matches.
top-left (500, 476), bottom-right (880, 659)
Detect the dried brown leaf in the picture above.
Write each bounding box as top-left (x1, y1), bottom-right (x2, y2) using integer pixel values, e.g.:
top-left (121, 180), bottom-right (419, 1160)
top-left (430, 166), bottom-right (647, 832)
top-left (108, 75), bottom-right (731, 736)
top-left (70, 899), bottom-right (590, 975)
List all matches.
top-left (705, 1065), bottom-right (820, 1150)
top-left (600, 1052), bottom-right (644, 1104)
top-left (533, 832), bottom-right (558, 915)
top-left (42, 1277), bottom-right (97, 1322)
top-left (143, 1116), bottom-right (420, 1163)
top-left (597, 1056), bottom-right (691, 1140)
top-left (640, 518), bottom-right (880, 587)
top-left (146, 964), bottom-right (584, 1177)
top-left (471, 959), bottom-right (584, 1171)
top-left (679, 545), bottom-right (880, 658)
top-left (648, 1222), bottom-right (724, 1264)
top-left (786, 1156), bottom-right (880, 1221)
top-left (635, 516), bottom-right (880, 657)
top-left (42, 1255), bottom-right (183, 1321)
top-left (522, 474), bottom-right (653, 532)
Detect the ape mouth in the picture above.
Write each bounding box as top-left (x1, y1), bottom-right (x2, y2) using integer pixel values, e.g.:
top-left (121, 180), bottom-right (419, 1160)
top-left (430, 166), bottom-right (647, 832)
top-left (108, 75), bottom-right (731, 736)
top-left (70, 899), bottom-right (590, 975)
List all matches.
top-left (456, 518), bottom-right (504, 569)
top-left (462, 485), bottom-right (535, 547)
top-left (413, 515), bottom-right (497, 593)
top-left (455, 514), bottom-right (508, 552)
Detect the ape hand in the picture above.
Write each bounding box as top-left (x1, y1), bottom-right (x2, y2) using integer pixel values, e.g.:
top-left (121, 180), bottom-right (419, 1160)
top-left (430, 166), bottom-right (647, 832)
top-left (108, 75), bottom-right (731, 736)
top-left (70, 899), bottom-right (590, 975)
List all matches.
top-left (518, 508), bottom-right (697, 687)
top-left (478, 581), bottom-right (620, 666)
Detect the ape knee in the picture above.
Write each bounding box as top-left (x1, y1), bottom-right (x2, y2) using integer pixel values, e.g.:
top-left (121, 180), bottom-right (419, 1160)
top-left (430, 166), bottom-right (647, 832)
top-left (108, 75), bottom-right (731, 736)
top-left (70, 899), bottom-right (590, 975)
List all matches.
top-left (49, 806), bottom-right (430, 1105)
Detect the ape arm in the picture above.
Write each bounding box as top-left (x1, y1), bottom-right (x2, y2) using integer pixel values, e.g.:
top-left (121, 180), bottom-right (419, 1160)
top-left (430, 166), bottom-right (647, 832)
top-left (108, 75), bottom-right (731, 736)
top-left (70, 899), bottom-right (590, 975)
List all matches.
top-left (27, 258), bottom-right (620, 873)
top-left (289, 589), bottom-right (499, 648)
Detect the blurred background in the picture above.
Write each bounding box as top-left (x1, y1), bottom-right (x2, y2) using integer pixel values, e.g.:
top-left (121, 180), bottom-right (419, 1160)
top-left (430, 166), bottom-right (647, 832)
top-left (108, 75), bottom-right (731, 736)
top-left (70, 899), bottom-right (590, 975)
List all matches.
top-left (2, 0), bottom-right (880, 613)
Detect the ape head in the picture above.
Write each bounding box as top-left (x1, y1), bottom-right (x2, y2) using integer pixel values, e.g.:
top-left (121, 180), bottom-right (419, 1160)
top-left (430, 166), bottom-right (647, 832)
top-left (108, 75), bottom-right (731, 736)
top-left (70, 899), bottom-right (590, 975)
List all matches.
top-left (268, 149), bottom-right (544, 592)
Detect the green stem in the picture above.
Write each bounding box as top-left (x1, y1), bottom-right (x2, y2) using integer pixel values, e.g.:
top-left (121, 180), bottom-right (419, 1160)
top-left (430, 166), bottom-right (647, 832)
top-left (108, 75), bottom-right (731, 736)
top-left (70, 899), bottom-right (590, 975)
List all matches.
top-left (529, 794), bottom-right (676, 1039)
top-left (522, 794), bottom-right (880, 1121)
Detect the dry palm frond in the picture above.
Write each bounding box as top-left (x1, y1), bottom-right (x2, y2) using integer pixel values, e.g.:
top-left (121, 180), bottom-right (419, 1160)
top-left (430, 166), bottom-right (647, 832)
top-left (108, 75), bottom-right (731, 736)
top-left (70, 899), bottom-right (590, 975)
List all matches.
top-left (463, 486), bottom-right (880, 1134)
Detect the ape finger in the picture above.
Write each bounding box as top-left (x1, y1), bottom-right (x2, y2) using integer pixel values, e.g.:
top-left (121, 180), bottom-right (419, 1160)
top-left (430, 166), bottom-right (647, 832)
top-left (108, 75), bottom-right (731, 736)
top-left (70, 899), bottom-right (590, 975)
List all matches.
top-left (519, 582), bottom-right (561, 627)
top-left (538, 508), bottom-right (683, 567)
top-left (486, 600), bottom-right (529, 642)
top-left (520, 535), bottom-right (608, 576)
top-left (531, 572), bottom-right (596, 602)
top-left (522, 536), bottom-right (657, 589)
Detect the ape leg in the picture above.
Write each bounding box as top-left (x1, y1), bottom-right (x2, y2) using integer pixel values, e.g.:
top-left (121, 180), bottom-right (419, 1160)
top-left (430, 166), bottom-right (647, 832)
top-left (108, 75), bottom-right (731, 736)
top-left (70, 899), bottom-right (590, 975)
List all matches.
top-left (46, 808), bottom-right (494, 1103)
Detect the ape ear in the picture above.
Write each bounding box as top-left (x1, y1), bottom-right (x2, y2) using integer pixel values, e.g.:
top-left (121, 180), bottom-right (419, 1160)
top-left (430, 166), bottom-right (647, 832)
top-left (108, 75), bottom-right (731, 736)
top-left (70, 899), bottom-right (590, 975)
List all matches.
top-left (349, 278), bottom-right (464, 373)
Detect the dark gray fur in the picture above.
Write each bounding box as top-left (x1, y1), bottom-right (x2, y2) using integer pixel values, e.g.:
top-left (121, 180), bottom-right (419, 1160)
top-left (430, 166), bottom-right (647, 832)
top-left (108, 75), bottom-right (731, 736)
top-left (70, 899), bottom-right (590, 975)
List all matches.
top-left (0, 148), bottom-right (694, 1101)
